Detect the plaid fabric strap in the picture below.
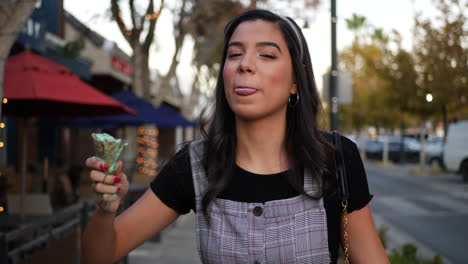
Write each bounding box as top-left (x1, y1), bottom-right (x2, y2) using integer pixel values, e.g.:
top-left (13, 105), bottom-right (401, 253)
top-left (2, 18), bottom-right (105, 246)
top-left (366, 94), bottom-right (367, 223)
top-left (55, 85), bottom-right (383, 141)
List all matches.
top-left (189, 140), bottom-right (330, 264)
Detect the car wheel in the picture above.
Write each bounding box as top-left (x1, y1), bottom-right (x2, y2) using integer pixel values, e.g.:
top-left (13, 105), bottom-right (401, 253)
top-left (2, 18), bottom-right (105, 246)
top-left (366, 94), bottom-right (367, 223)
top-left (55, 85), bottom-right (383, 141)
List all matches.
top-left (462, 160), bottom-right (468, 183)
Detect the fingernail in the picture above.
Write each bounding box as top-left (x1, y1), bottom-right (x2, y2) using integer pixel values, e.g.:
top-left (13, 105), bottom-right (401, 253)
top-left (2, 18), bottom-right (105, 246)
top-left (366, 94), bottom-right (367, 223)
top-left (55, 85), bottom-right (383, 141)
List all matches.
top-left (113, 177), bottom-right (121, 183)
top-left (103, 163), bottom-right (109, 170)
top-left (117, 187), bottom-right (121, 192)
top-left (99, 163), bottom-right (104, 170)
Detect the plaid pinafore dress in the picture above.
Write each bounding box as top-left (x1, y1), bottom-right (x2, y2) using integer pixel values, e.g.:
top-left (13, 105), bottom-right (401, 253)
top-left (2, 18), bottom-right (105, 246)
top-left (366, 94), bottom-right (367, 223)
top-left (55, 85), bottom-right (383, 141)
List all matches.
top-left (189, 140), bottom-right (330, 264)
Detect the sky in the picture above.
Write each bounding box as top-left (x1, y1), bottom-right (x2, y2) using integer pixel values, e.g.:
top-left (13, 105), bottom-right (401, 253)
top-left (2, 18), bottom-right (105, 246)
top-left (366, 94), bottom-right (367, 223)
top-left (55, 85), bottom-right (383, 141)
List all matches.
top-left (64, 0), bottom-right (439, 97)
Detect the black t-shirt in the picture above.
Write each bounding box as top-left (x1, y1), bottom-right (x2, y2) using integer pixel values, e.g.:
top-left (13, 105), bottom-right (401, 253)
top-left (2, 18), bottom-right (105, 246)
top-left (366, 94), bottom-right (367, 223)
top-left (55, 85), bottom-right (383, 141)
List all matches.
top-left (150, 136), bottom-right (372, 264)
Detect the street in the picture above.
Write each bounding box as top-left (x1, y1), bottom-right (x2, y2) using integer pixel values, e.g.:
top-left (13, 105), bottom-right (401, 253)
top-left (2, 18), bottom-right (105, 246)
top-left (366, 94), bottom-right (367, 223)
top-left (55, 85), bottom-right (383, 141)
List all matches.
top-left (367, 163), bottom-right (468, 264)
top-left (128, 163), bottom-right (468, 264)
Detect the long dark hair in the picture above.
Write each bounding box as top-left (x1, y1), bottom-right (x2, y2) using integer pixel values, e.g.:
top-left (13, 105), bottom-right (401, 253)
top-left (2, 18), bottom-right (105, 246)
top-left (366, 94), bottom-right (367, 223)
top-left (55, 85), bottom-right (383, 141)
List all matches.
top-left (201, 9), bottom-right (334, 216)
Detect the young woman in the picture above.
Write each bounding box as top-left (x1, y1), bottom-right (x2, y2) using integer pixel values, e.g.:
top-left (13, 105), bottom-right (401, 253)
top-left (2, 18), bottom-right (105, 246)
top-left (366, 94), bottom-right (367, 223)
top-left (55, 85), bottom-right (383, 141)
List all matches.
top-left (83, 9), bottom-right (389, 264)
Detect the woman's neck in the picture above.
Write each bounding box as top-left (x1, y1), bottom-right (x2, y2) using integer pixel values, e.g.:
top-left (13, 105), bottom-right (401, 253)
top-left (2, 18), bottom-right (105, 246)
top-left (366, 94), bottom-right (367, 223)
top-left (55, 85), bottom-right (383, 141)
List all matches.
top-left (235, 112), bottom-right (289, 174)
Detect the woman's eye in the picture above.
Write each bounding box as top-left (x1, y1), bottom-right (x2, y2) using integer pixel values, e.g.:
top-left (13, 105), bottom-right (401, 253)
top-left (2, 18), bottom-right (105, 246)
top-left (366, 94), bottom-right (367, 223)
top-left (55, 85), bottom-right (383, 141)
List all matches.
top-left (228, 53), bottom-right (242, 58)
top-left (261, 54), bottom-right (277, 59)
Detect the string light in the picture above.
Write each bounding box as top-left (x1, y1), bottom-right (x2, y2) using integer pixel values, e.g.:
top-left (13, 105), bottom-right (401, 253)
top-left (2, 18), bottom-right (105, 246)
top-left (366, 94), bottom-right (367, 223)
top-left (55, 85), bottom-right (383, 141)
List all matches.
top-left (0, 142), bottom-right (4, 148)
top-left (0, 123), bottom-right (4, 128)
top-left (2, 98), bottom-right (7, 104)
top-left (145, 12), bottom-right (160, 20)
top-left (136, 126), bottom-right (159, 177)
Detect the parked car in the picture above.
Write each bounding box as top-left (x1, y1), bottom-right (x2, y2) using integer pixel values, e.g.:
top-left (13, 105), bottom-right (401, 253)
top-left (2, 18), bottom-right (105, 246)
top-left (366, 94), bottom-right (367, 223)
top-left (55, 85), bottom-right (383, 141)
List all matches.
top-left (425, 136), bottom-right (445, 170)
top-left (405, 137), bottom-right (422, 163)
top-left (386, 136), bottom-right (421, 163)
top-left (443, 121), bottom-right (468, 182)
top-left (363, 136), bottom-right (420, 163)
top-left (364, 139), bottom-right (383, 160)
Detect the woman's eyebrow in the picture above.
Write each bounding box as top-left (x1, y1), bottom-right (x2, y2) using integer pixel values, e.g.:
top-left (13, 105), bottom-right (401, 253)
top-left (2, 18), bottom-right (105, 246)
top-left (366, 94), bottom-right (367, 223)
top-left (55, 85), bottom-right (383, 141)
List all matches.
top-left (227, 41), bottom-right (282, 54)
top-left (257, 41), bottom-right (282, 54)
top-left (227, 41), bottom-right (243, 48)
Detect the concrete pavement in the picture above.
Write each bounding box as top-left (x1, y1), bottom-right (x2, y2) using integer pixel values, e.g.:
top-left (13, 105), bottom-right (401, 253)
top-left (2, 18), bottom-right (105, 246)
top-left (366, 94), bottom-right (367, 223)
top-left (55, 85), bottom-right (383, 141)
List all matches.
top-left (128, 212), bottom-right (200, 264)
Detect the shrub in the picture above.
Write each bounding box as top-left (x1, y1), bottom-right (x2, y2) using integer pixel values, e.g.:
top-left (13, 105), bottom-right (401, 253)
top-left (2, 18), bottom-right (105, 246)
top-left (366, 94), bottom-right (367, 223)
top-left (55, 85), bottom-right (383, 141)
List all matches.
top-left (377, 226), bottom-right (443, 264)
top-left (389, 243), bottom-right (444, 264)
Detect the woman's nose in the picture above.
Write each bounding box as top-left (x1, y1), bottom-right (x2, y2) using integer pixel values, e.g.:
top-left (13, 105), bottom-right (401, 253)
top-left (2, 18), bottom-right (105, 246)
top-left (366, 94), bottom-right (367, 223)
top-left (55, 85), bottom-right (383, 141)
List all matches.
top-left (238, 54), bottom-right (256, 74)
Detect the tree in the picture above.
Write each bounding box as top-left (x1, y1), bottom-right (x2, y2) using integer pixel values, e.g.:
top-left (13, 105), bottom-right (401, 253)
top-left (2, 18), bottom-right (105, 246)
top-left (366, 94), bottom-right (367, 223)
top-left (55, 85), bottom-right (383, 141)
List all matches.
top-left (187, 0), bottom-right (323, 97)
top-left (153, 0), bottom-right (190, 105)
top-left (339, 14), bottom-right (403, 131)
top-left (0, 0), bottom-right (37, 117)
top-left (110, 0), bottom-right (164, 97)
top-left (413, 0), bottom-right (468, 132)
top-left (340, 42), bottom-right (403, 131)
top-left (345, 13), bottom-right (366, 34)
top-left (156, 0), bottom-right (324, 118)
top-left (182, 0), bottom-right (246, 102)
top-left (376, 0), bottom-right (468, 132)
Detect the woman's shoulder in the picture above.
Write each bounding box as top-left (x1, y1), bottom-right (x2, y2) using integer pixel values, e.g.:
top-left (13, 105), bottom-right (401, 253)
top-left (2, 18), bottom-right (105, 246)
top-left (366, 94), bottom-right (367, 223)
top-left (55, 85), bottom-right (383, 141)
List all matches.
top-left (318, 130), bottom-right (359, 147)
top-left (159, 143), bottom-right (193, 175)
top-left (318, 130), bottom-right (361, 164)
top-left (172, 139), bottom-right (206, 158)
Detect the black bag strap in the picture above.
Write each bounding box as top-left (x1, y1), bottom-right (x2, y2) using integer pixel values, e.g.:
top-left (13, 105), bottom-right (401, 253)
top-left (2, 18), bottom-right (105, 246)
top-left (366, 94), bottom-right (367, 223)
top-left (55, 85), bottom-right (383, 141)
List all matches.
top-left (331, 130), bottom-right (349, 202)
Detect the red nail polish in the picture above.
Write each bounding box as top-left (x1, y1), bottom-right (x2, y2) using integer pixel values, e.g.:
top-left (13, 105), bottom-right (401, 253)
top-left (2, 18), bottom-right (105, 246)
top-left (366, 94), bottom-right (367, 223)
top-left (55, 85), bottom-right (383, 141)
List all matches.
top-left (104, 163), bottom-right (109, 170)
top-left (113, 177), bottom-right (121, 183)
top-left (117, 187), bottom-right (121, 192)
top-left (99, 163), bottom-right (104, 170)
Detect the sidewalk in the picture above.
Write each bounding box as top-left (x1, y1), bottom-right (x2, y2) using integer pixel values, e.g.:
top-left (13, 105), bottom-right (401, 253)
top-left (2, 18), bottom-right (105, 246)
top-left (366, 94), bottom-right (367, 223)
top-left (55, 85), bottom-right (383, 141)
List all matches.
top-left (128, 212), bottom-right (200, 264)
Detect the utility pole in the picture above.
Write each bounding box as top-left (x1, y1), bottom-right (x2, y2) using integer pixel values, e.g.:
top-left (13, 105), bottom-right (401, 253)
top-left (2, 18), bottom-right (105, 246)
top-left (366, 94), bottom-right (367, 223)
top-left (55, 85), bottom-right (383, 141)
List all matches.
top-left (330, 0), bottom-right (339, 131)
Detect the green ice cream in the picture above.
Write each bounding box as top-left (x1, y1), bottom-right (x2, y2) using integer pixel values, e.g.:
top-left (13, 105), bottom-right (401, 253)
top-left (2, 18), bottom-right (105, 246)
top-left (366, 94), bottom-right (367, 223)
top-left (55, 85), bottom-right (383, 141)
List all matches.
top-left (91, 133), bottom-right (127, 198)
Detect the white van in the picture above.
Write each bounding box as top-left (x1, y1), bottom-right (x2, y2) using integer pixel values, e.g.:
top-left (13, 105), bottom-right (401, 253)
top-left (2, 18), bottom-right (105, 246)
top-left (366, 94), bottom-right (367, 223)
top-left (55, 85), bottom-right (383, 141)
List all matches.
top-left (443, 120), bottom-right (468, 182)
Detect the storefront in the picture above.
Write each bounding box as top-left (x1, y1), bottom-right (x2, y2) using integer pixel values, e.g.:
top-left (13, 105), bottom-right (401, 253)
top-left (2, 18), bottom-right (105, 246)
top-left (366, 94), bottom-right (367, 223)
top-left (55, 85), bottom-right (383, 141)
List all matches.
top-left (0, 2), bottom-right (134, 263)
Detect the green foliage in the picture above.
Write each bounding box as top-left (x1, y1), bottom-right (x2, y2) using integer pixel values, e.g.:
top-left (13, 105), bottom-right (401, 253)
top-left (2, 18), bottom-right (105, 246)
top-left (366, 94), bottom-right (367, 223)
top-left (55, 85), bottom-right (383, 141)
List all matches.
top-left (389, 243), bottom-right (444, 264)
top-left (339, 0), bottom-right (467, 131)
top-left (345, 13), bottom-right (366, 32)
top-left (186, 0), bottom-right (246, 70)
top-left (377, 226), bottom-right (444, 264)
top-left (339, 39), bottom-right (402, 131)
top-left (412, 0), bottom-right (468, 121)
top-left (48, 35), bottom-right (85, 59)
top-left (378, 225), bottom-right (388, 249)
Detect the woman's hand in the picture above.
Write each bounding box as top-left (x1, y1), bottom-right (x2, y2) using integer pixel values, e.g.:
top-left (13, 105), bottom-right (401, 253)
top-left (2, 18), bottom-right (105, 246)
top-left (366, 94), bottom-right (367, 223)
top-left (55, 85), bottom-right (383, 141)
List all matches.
top-left (86, 157), bottom-right (129, 216)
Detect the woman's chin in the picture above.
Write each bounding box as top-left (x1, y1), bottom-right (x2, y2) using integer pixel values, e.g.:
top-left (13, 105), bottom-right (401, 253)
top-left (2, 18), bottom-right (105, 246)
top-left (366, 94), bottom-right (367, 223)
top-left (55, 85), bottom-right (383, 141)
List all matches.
top-left (232, 107), bottom-right (264, 122)
top-left (232, 107), bottom-right (283, 122)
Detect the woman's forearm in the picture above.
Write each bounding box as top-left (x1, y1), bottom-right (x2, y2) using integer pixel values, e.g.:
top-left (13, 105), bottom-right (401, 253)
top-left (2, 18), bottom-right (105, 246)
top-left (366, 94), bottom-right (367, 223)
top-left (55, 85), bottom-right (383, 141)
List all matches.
top-left (82, 210), bottom-right (118, 264)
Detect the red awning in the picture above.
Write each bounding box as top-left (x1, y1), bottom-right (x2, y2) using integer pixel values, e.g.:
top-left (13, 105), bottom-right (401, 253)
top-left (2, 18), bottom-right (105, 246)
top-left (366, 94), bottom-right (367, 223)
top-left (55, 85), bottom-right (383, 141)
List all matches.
top-left (3, 51), bottom-right (136, 117)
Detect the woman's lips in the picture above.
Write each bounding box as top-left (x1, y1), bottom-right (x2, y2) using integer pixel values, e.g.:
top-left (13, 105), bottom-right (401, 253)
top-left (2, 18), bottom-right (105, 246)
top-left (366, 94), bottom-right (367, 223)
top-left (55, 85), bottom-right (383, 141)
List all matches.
top-left (235, 87), bottom-right (258, 96)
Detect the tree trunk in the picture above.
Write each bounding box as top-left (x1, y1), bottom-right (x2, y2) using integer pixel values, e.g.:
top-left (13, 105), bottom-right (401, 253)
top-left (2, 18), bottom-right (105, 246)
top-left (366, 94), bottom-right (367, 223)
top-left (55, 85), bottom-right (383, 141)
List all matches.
top-left (0, 0), bottom-right (37, 117)
top-left (131, 43), bottom-right (143, 97)
top-left (249, 0), bottom-right (257, 9)
top-left (131, 42), bottom-right (151, 98)
top-left (141, 51), bottom-right (150, 98)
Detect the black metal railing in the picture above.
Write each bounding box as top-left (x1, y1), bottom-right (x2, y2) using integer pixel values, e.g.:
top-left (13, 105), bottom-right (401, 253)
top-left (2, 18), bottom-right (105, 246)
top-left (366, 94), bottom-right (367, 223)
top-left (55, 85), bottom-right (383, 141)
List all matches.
top-left (0, 199), bottom-right (94, 264)
top-left (0, 184), bottom-right (148, 264)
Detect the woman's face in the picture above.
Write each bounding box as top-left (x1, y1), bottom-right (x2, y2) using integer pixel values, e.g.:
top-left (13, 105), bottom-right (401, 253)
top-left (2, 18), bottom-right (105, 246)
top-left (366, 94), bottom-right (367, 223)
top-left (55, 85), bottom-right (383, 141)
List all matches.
top-left (223, 19), bottom-right (296, 121)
